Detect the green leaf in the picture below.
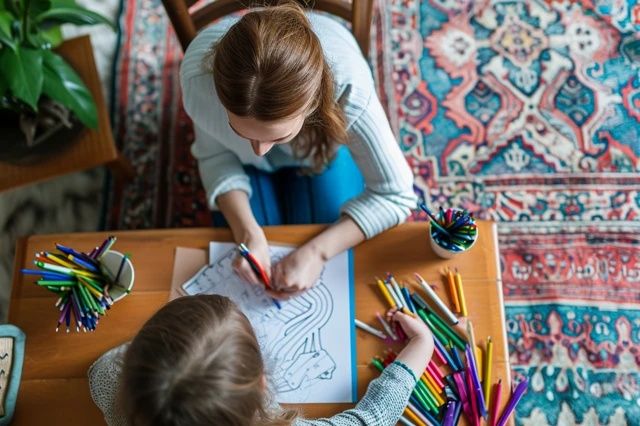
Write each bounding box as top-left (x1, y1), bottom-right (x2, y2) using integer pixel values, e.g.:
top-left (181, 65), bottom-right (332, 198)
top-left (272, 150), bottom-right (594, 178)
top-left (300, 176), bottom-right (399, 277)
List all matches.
top-left (29, 0), bottom-right (52, 17)
top-left (40, 24), bottom-right (60, 46)
top-left (0, 10), bottom-right (16, 49)
top-left (36, 5), bottom-right (113, 29)
top-left (41, 50), bottom-right (97, 128)
top-left (0, 46), bottom-right (43, 110)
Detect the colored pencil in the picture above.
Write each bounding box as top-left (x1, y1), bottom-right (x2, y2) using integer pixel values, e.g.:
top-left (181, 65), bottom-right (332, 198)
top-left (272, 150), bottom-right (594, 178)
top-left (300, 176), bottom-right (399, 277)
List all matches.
top-left (375, 312), bottom-right (398, 340)
top-left (401, 287), bottom-right (417, 314)
top-left (465, 344), bottom-right (488, 419)
top-left (355, 319), bottom-right (386, 340)
top-left (465, 364), bottom-right (480, 426)
top-left (376, 279), bottom-right (396, 308)
top-left (490, 379), bottom-right (502, 426)
top-left (454, 270), bottom-right (468, 316)
top-left (237, 243), bottom-right (281, 310)
top-left (496, 379), bottom-right (528, 426)
top-left (446, 268), bottom-right (461, 313)
top-left (415, 273), bottom-right (459, 325)
top-left (484, 336), bottom-right (493, 405)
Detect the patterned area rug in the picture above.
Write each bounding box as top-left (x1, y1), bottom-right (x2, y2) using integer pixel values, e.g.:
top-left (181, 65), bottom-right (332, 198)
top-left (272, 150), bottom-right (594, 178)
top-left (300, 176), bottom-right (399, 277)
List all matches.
top-left (108, 0), bottom-right (640, 424)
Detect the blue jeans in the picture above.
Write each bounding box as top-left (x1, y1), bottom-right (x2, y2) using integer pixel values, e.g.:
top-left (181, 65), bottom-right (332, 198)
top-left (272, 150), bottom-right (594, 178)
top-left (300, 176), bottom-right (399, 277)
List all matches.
top-left (212, 146), bottom-right (365, 226)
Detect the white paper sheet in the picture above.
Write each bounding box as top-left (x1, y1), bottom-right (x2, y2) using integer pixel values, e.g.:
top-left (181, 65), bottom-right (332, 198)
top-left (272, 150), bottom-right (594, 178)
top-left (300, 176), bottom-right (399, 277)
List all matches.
top-left (182, 242), bottom-right (356, 404)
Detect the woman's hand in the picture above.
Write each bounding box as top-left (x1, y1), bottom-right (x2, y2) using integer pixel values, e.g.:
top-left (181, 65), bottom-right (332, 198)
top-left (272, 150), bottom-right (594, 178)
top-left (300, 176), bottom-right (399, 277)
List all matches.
top-left (270, 245), bottom-right (325, 298)
top-left (232, 229), bottom-right (271, 287)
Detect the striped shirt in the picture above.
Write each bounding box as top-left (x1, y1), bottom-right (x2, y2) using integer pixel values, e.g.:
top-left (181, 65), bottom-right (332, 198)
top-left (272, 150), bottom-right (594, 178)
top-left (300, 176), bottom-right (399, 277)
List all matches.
top-left (180, 13), bottom-right (416, 238)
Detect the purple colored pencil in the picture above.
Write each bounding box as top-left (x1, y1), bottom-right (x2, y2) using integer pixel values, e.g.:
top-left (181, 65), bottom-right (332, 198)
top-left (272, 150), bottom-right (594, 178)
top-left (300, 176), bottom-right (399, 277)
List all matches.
top-left (442, 400), bottom-right (456, 426)
top-left (465, 344), bottom-right (488, 417)
top-left (496, 379), bottom-right (529, 426)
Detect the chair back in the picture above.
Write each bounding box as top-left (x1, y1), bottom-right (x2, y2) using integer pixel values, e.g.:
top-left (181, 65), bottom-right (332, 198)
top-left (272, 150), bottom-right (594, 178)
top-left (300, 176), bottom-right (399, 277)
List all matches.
top-left (161, 0), bottom-right (373, 54)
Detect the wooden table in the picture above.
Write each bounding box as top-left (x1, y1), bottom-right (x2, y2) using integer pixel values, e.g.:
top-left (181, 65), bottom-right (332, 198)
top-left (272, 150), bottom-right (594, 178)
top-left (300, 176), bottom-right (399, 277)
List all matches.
top-left (9, 222), bottom-right (511, 425)
top-left (0, 35), bottom-right (133, 193)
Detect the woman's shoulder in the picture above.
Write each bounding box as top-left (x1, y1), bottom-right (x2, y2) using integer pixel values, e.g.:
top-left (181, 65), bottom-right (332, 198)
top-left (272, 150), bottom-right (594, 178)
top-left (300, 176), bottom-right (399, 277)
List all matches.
top-left (306, 13), bottom-right (375, 113)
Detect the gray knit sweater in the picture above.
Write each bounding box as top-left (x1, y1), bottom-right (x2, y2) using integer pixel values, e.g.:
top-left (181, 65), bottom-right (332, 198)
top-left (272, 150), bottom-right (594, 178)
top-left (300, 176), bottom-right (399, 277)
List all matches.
top-left (181, 13), bottom-right (417, 239)
top-left (88, 344), bottom-right (417, 426)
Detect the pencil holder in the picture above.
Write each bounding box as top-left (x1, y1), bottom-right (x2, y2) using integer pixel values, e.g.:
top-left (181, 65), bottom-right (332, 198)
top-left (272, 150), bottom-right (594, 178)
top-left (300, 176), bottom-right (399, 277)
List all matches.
top-left (426, 208), bottom-right (478, 259)
top-left (99, 250), bottom-right (135, 302)
top-left (21, 236), bottom-right (135, 332)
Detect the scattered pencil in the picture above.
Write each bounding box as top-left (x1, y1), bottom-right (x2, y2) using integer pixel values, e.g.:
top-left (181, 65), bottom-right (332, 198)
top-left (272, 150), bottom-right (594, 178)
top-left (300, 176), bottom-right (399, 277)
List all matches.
top-left (355, 319), bottom-right (387, 340)
top-left (368, 269), bottom-right (517, 426)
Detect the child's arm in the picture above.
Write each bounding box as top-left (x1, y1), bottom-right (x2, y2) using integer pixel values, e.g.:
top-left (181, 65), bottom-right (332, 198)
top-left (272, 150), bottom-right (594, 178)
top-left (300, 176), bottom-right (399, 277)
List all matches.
top-left (296, 311), bottom-right (433, 426)
top-left (88, 343), bottom-right (130, 426)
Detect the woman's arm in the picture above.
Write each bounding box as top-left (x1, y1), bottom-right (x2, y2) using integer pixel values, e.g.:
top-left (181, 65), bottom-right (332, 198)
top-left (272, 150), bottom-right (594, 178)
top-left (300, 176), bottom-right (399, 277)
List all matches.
top-left (271, 89), bottom-right (416, 294)
top-left (217, 190), bottom-right (272, 286)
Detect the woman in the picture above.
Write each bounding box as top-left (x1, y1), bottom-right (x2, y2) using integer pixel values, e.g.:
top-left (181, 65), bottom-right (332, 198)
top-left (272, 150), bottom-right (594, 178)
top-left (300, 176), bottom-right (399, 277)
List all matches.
top-left (180, 2), bottom-right (416, 296)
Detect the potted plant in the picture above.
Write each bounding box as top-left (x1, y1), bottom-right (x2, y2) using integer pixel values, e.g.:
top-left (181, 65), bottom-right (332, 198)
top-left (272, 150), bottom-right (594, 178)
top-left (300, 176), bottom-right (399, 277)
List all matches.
top-left (0, 0), bottom-right (112, 163)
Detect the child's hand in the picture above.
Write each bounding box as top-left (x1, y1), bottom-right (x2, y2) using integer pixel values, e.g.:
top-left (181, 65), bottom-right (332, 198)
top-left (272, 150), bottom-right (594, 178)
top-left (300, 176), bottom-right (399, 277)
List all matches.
top-left (389, 309), bottom-right (433, 342)
top-left (233, 232), bottom-right (271, 287)
top-left (389, 309), bottom-right (435, 378)
top-left (270, 245), bottom-right (324, 299)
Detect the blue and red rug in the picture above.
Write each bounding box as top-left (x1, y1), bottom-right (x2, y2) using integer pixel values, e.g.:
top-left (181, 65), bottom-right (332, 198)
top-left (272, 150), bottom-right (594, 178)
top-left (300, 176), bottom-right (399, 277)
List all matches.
top-left (109, 1), bottom-right (640, 424)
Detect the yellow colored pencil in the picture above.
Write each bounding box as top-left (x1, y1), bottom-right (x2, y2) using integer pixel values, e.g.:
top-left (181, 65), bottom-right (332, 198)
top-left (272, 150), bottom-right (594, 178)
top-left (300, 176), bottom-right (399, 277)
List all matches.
top-left (404, 406), bottom-right (427, 426)
top-left (484, 336), bottom-right (493, 406)
top-left (454, 270), bottom-right (468, 316)
top-left (44, 253), bottom-right (76, 269)
top-left (423, 371), bottom-right (441, 392)
top-left (421, 375), bottom-right (445, 406)
top-left (376, 279), bottom-right (396, 309)
top-left (475, 345), bottom-right (483, 381)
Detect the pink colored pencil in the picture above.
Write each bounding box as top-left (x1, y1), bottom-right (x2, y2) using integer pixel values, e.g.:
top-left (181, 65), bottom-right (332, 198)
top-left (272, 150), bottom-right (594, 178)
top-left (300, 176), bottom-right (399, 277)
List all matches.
top-left (466, 368), bottom-right (480, 426)
top-left (429, 361), bottom-right (445, 380)
top-left (427, 364), bottom-right (445, 388)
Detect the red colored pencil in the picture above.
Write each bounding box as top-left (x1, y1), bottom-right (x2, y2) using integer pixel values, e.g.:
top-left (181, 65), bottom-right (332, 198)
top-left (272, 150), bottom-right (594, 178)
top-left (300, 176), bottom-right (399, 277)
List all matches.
top-left (490, 379), bottom-right (503, 426)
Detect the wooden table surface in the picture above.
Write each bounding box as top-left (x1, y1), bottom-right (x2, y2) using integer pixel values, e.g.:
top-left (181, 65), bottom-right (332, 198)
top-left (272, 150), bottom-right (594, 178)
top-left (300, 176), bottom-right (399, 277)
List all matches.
top-left (9, 222), bottom-right (511, 425)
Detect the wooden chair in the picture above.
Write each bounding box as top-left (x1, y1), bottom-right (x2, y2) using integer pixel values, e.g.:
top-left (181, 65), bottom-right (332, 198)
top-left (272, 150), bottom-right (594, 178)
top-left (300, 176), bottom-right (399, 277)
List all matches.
top-left (161, 0), bottom-right (374, 55)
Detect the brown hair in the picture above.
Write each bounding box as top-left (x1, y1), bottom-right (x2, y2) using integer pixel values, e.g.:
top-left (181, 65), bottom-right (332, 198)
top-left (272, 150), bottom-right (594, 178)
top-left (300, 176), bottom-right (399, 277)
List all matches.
top-left (120, 295), bottom-right (297, 426)
top-left (210, 1), bottom-right (348, 171)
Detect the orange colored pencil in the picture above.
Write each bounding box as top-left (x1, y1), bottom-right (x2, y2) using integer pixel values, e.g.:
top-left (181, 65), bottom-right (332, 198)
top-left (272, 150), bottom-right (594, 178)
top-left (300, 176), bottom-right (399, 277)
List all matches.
top-left (446, 268), bottom-right (461, 313)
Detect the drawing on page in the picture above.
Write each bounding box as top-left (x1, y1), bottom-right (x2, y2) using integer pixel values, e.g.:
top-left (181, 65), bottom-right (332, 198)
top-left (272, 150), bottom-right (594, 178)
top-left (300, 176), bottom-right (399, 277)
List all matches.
top-left (184, 245), bottom-right (337, 400)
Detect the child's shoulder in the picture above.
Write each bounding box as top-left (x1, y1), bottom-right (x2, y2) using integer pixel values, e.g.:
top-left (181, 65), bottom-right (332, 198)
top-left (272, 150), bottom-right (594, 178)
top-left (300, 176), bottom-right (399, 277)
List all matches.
top-left (88, 343), bottom-right (130, 426)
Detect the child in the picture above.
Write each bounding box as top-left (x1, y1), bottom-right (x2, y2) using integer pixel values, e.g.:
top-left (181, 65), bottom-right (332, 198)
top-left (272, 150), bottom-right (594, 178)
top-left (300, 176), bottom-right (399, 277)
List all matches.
top-left (89, 295), bottom-right (434, 425)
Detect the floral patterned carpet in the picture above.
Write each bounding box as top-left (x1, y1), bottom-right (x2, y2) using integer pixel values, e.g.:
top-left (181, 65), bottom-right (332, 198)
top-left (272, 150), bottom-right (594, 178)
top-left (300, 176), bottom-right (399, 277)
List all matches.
top-left (108, 1), bottom-right (640, 424)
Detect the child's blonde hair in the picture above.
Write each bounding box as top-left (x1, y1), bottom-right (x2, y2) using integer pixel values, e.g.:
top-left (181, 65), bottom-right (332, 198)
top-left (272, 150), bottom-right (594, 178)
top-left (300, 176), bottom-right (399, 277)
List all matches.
top-left (120, 295), bottom-right (297, 426)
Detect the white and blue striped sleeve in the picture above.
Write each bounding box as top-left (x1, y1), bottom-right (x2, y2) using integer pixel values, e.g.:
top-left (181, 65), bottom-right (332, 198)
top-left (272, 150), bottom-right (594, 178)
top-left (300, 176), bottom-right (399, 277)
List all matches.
top-left (340, 89), bottom-right (418, 239)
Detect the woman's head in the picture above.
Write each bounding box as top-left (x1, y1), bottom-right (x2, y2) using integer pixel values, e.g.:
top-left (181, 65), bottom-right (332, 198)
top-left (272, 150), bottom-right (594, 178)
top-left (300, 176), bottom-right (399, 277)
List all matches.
top-left (120, 295), bottom-right (296, 426)
top-left (210, 1), bottom-right (348, 170)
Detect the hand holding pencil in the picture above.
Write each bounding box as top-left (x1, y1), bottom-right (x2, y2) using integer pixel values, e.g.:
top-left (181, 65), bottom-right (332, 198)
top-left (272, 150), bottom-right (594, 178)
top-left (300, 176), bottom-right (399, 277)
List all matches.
top-left (233, 233), bottom-right (272, 287)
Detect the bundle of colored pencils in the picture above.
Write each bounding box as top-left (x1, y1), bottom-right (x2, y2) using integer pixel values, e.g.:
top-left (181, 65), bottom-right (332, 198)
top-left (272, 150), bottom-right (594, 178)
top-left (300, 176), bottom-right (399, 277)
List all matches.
top-left (362, 272), bottom-right (527, 426)
top-left (419, 203), bottom-right (478, 252)
top-left (20, 236), bottom-right (128, 332)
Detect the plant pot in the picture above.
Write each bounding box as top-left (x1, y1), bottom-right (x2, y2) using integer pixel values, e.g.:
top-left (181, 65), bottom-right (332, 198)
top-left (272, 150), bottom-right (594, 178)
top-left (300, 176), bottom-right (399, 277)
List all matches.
top-left (0, 98), bottom-right (84, 165)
